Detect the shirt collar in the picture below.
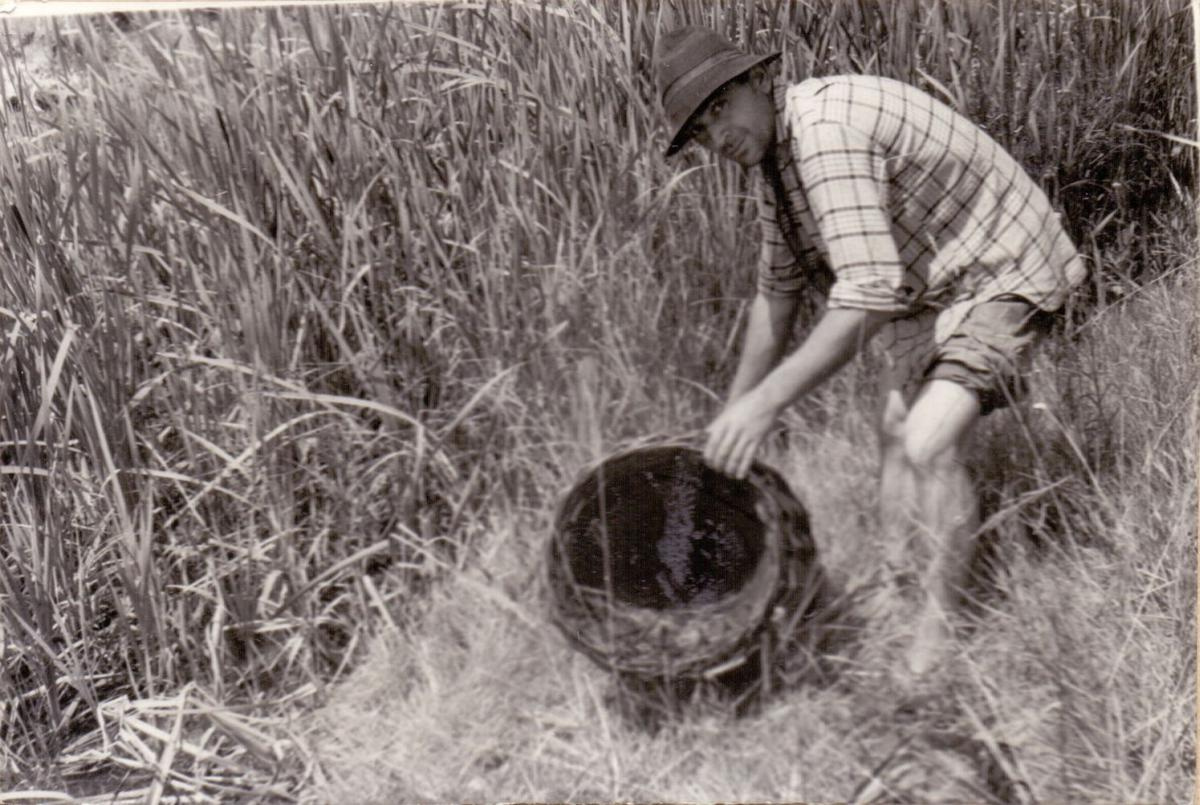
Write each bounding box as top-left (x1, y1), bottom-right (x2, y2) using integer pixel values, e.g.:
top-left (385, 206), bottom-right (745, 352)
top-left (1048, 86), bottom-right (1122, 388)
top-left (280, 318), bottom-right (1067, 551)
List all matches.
top-left (764, 81), bottom-right (792, 171)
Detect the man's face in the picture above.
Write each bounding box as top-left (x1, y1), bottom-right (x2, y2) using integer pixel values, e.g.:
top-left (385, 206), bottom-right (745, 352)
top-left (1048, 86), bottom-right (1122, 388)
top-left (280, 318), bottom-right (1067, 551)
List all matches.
top-left (686, 74), bottom-right (775, 167)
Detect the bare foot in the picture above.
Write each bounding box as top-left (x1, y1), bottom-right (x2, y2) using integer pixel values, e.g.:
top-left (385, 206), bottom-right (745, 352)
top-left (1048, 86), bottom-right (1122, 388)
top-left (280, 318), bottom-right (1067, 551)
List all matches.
top-left (904, 605), bottom-right (951, 677)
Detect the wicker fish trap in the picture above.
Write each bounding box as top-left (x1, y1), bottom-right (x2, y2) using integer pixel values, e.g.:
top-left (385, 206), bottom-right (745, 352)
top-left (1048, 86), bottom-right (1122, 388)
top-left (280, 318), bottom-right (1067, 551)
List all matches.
top-left (546, 444), bottom-right (826, 684)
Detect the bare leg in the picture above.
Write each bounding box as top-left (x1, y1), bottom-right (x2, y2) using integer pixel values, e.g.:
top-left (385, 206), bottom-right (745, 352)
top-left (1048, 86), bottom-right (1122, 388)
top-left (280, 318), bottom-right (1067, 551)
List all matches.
top-left (899, 379), bottom-right (981, 675)
top-left (873, 388), bottom-right (920, 619)
top-left (873, 312), bottom-right (937, 612)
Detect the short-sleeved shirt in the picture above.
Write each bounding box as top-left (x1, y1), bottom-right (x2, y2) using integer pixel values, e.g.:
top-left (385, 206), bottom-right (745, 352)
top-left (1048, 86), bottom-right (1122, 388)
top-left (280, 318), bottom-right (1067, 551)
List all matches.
top-left (756, 76), bottom-right (1086, 334)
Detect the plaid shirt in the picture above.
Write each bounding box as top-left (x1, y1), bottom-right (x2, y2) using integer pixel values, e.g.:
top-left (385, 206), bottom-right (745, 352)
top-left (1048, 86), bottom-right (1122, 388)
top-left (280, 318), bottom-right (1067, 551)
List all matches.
top-left (756, 76), bottom-right (1086, 318)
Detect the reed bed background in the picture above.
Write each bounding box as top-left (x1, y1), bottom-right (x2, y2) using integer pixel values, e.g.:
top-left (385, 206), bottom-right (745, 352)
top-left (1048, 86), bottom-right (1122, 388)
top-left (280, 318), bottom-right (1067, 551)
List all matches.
top-left (0, 0), bottom-right (1194, 800)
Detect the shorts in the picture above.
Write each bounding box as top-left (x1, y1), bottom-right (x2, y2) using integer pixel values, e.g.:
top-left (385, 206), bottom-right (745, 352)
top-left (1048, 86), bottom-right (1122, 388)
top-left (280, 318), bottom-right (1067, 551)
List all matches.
top-left (879, 294), bottom-right (1056, 416)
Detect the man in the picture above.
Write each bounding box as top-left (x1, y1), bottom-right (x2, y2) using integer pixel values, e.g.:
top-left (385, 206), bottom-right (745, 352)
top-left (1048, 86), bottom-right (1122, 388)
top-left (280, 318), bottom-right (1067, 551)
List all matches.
top-left (654, 27), bottom-right (1085, 675)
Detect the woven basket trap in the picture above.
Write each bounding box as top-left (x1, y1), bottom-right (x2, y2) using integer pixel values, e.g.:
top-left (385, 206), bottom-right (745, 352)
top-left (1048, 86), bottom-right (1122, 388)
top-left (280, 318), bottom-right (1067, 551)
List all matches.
top-left (546, 444), bottom-right (825, 682)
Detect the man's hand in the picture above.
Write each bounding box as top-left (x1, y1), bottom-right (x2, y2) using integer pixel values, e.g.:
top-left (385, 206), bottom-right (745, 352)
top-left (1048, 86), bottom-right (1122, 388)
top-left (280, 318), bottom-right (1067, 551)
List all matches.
top-left (704, 306), bottom-right (893, 479)
top-left (703, 387), bottom-right (781, 479)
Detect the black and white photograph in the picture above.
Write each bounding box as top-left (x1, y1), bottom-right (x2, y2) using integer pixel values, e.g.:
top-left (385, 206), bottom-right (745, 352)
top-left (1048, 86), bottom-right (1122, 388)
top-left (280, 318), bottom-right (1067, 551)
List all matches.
top-left (0, 0), bottom-right (1195, 801)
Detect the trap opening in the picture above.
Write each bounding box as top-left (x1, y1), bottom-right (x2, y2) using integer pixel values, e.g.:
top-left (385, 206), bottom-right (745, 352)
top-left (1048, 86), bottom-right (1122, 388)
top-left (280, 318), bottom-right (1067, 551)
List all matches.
top-left (556, 448), bottom-right (766, 610)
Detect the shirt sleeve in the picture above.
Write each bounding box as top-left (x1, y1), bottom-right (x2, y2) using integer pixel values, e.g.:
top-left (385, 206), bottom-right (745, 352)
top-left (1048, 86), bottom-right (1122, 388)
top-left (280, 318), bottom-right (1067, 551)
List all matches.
top-left (755, 175), bottom-right (818, 299)
top-left (793, 121), bottom-right (910, 312)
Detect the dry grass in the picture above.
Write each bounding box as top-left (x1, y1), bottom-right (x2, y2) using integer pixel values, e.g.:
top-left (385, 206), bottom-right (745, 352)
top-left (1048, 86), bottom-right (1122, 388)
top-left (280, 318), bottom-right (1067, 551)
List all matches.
top-left (0, 0), bottom-right (1193, 800)
top-left (304, 253), bottom-right (1196, 803)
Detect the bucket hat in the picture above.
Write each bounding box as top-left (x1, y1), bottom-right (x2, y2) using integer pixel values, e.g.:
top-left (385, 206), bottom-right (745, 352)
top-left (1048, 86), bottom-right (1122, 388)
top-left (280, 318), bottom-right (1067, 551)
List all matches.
top-left (655, 26), bottom-right (780, 157)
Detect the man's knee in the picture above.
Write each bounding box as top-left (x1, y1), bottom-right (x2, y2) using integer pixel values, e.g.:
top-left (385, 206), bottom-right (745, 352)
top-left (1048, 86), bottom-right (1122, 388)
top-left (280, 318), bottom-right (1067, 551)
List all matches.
top-left (900, 380), bottom-right (981, 474)
top-left (902, 427), bottom-right (963, 475)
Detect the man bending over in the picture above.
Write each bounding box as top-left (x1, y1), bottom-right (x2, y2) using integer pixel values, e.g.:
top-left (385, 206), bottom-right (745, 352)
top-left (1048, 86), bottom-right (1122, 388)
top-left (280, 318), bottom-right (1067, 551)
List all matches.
top-left (653, 27), bottom-right (1085, 675)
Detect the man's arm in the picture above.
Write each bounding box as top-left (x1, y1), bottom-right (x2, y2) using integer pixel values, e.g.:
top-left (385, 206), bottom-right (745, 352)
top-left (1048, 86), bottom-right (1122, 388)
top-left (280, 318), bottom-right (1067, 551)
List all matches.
top-left (704, 306), bottom-right (892, 478)
top-left (726, 292), bottom-right (800, 403)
